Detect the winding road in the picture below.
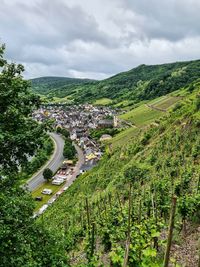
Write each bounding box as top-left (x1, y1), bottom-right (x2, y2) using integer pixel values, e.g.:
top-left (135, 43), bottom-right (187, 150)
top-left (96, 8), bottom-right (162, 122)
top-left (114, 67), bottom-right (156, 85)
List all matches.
top-left (27, 133), bottom-right (65, 191)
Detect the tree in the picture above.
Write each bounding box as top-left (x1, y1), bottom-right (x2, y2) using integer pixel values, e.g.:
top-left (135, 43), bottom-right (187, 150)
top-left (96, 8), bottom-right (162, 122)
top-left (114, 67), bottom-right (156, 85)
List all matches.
top-left (63, 139), bottom-right (76, 159)
top-left (43, 168), bottom-right (53, 181)
top-left (0, 44), bottom-right (68, 266)
top-left (61, 128), bottom-right (70, 138)
top-left (0, 44), bottom-right (45, 176)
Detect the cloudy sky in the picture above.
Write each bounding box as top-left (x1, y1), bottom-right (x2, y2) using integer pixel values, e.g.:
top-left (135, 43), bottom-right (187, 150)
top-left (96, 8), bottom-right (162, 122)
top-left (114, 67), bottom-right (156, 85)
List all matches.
top-left (0, 0), bottom-right (200, 79)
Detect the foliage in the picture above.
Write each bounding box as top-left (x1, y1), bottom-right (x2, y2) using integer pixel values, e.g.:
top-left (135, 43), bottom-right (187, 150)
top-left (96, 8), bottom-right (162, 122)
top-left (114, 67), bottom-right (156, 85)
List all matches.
top-left (0, 179), bottom-right (68, 267)
top-left (32, 60), bottom-right (200, 107)
top-left (20, 135), bottom-right (54, 180)
top-left (0, 44), bottom-right (69, 266)
top-left (63, 138), bottom-right (76, 160)
top-left (31, 76), bottom-right (95, 98)
top-left (89, 128), bottom-right (120, 140)
top-left (42, 89), bottom-right (200, 265)
top-left (0, 44), bottom-right (45, 175)
top-left (43, 168), bottom-right (53, 181)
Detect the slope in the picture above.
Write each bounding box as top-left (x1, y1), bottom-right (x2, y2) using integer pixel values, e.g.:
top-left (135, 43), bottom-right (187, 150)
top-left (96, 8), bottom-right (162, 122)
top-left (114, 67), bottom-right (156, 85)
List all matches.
top-left (74, 60), bottom-right (200, 105)
top-left (33, 59), bottom-right (200, 106)
top-left (40, 85), bottom-right (200, 266)
top-left (31, 76), bottom-right (95, 97)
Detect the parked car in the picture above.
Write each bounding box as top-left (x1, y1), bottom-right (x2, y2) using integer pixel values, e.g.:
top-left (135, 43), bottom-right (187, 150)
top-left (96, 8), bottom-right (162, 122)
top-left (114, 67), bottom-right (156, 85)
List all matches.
top-left (34, 196), bottom-right (43, 201)
top-left (52, 178), bottom-right (64, 185)
top-left (42, 189), bottom-right (52, 195)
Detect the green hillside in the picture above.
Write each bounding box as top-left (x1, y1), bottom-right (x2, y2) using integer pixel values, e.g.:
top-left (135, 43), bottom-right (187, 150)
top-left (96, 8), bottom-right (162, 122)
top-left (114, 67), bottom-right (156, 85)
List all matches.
top-left (41, 86), bottom-right (200, 266)
top-left (32, 60), bottom-right (200, 106)
top-left (31, 76), bottom-right (95, 98)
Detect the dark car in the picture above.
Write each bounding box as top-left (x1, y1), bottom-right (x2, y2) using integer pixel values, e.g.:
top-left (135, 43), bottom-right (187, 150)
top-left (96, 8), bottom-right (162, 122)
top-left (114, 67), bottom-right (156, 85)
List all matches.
top-left (35, 196), bottom-right (43, 201)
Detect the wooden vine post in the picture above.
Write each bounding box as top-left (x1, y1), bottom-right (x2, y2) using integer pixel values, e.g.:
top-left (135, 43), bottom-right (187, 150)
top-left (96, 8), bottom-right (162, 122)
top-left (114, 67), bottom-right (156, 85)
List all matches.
top-left (85, 197), bottom-right (90, 230)
top-left (163, 195), bottom-right (177, 267)
top-left (90, 221), bottom-right (95, 259)
top-left (123, 183), bottom-right (132, 267)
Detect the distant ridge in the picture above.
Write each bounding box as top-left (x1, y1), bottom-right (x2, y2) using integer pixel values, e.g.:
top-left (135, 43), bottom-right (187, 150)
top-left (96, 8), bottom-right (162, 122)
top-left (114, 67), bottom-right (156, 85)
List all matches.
top-left (31, 76), bottom-right (95, 96)
top-left (31, 59), bottom-right (200, 104)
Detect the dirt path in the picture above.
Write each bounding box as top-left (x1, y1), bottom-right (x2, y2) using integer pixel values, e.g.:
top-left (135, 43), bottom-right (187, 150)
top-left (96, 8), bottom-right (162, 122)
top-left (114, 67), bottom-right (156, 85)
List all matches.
top-left (146, 104), bottom-right (167, 112)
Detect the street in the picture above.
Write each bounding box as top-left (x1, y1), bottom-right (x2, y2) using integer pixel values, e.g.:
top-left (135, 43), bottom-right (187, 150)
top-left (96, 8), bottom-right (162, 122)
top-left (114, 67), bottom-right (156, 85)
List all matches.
top-left (27, 133), bottom-right (65, 191)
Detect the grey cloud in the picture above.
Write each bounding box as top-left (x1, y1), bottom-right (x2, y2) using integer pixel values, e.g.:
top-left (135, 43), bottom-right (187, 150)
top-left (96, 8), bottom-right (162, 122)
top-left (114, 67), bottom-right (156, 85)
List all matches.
top-left (1, 0), bottom-right (200, 79)
top-left (118, 0), bottom-right (200, 41)
top-left (0, 0), bottom-right (116, 60)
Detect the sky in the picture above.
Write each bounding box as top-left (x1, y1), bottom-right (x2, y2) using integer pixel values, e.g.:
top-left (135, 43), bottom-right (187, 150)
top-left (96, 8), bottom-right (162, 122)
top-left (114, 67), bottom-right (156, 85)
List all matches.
top-left (0, 0), bottom-right (200, 79)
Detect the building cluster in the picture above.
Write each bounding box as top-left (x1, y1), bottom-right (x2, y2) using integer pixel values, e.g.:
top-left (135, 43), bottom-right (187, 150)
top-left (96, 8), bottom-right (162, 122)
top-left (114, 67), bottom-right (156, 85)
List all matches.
top-left (33, 104), bottom-right (118, 172)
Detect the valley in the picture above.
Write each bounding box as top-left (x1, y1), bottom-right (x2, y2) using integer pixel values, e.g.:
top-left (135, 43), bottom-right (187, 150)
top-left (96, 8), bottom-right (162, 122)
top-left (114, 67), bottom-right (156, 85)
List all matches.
top-left (1, 46), bottom-right (200, 267)
top-left (1, 2), bottom-right (200, 266)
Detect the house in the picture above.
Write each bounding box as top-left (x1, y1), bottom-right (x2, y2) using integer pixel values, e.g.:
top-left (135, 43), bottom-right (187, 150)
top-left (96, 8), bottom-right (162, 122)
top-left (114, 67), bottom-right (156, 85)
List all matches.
top-left (97, 119), bottom-right (113, 128)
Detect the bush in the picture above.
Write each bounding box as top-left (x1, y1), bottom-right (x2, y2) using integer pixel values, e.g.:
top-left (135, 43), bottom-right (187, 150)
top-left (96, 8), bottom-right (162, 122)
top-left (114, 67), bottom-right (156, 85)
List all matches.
top-left (43, 168), bottom-right (53, 181)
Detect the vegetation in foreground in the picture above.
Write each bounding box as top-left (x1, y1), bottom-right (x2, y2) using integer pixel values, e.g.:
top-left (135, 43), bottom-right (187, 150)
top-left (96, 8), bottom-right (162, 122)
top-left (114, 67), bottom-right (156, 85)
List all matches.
top-left (41, 87), bottom-right (200, 266)
top-left (1, 41), bottom-right (200, 267)
top-left (0, 45), bottom-right (68, 267)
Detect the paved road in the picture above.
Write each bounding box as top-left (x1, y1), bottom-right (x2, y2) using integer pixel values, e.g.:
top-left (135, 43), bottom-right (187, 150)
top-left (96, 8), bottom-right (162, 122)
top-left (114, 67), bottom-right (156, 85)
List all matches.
top-left (35, 142), bottom-right (85, 215)
top-left (45, 143), bottom-right (85, 204)
top-left (67, 142), bottom-right (85, 183)
top-left (27, 133), bottom-right (65, 191)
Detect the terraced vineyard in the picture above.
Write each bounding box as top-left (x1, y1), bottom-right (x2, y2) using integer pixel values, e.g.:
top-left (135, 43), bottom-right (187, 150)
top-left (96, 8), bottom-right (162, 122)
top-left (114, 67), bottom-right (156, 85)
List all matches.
top-left (40, 85), bottom-right (200, 266)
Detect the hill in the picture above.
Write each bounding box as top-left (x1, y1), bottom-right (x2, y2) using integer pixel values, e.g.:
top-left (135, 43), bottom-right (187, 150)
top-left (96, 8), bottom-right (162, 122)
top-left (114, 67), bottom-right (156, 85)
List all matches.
top-left (30, 76), bottom-right (95, 98)
top-left (40, 85), bottom-right (200, 266)
top-left (32, 60), bottom-right (200, 107)
top-left (74, 60), bottom-right (200, 105)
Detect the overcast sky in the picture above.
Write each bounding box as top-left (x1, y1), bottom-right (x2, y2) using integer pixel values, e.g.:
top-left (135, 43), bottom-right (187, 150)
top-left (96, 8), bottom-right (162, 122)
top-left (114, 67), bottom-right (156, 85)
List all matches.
top-left (0, 0), bottom-right (200, 79)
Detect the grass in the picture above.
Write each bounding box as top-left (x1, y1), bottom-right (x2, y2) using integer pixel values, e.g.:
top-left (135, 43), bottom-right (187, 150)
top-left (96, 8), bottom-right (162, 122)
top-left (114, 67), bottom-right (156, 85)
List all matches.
top-left (32, 181), bottom-right (64, 210)
top-left (148, 95), bottom-right (168, 105)
top-left (107, 127), bottom-right (139, 148)
top-left (113, 100), bottom-right (133, 108)
top-left (93, 98), bottom-right (112, 105)
top-left (153, 96), bottom-right (182, 110)
top-left (119, 104), bottom-right (163, 127)
top-left (51, 96), bottom-right (73, 104)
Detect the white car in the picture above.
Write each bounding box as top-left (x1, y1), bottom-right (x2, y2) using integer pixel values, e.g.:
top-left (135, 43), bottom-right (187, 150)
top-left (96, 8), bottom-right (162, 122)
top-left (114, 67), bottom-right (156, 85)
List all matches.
top-left (52, 178), bottom-right (64, 185)
top-left (56, 175), bottom-right (67, 180)
top-left (42, 189), bottom-right (52, 195)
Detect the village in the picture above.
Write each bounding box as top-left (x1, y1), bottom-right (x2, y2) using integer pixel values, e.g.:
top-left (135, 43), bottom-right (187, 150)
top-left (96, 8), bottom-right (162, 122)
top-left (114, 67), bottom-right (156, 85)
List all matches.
top-left (33, 103), bottom-right (119, 169)
top-left (32, 104), bottom-right (119, 215)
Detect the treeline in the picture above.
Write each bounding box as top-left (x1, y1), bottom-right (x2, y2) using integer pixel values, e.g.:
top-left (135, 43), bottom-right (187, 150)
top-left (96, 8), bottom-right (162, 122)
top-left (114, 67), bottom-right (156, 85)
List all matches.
top-left (20, 135), bottom-right (54, 180)
top-left (74, 60), bottom-right (200, 104)
top-left (56, 127), bottom-right (76, 161)
top-left (0, 44), bottom-right (68, 267)
top-left (32, 59), bottom-right (200, 107)
top-left (31, 76), bottom-right (95, 97)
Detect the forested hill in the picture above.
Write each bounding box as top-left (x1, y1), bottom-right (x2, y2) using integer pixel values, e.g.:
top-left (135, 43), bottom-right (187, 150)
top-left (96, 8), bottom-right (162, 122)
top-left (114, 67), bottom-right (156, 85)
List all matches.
top-left (31, 76), bottom-right (95, 96)
top-left (31, 59), bottom-right (200, 104)
top-left (74, 59), bottom-right (200, 104)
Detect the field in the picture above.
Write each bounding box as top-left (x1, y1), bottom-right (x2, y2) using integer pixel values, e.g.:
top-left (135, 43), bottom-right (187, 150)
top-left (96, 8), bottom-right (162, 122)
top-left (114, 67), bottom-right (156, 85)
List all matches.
top-left (153, 96), bottom-right (182, 110)
top-left (106, 127), bottom-right (139, 148)
top-left (119, 93), bottom-right (183, 126)
top-left (51, 96), bottom-right (73, 104)
top-left (93, 98), bottom-right (112, 105)
top-left (119, 104), bottom-right (163, 126)
top-left (32, 181), bottom-right (64, 210)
